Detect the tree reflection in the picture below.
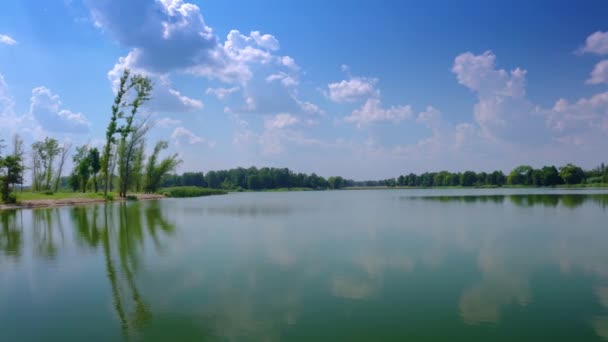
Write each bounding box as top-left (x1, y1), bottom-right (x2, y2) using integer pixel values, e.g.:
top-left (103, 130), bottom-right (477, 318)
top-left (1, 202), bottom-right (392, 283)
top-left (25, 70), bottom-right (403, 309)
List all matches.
top-left (33, 208), bottom-right (65, 258)
top-left (72, 201), bottom-right (175, 338)
top-left (0, 210), bottom-right (22, 258)
top-left (408, 193), bottom-right (608, 209)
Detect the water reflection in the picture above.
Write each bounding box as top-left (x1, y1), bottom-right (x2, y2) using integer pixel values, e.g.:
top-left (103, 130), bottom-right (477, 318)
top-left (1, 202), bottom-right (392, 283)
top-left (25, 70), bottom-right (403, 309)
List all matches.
top-left (0, 210), bottom-right (22, 258)
top-left (1, 192), bottom-right (608, 341)
top-left (404, 193), bottom-right (608, 208)
top-left (75, 201), bottom-right (174, 339)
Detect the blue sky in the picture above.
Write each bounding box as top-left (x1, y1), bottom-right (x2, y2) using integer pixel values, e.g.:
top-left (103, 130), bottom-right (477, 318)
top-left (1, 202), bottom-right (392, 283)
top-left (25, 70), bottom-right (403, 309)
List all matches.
top-left (1, 0), bottom-right (607, 179)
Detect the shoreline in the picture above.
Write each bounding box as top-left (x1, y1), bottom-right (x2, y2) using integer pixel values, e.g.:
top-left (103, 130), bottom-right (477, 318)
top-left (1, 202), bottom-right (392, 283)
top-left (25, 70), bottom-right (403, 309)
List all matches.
top-left (0, 193), bottom-right (166, 211)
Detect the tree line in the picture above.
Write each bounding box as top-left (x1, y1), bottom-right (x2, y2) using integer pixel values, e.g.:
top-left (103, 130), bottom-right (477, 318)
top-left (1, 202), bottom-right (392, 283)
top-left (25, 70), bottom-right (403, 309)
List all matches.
top-left (160, 163), bottom-right (608, 191)
top-left (0, 69), bottom-right (181, 203)
top-left (161, 167), bottom-right (349, 190)
top-left (357, 163), bottom-right (606, 188)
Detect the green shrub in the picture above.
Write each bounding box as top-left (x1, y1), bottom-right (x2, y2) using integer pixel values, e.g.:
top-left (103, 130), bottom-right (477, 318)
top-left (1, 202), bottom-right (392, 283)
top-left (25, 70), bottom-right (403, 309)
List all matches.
top-left (43, 191), bottom-right (54, 195)
top-left (126, 195), bottom-right (138, 201)
top-left (3, 192), bottom-right (17, 204)
top-left (160, 186), bottom-right (227, 198)
top-left (105, 194), bottom-right (114, 201)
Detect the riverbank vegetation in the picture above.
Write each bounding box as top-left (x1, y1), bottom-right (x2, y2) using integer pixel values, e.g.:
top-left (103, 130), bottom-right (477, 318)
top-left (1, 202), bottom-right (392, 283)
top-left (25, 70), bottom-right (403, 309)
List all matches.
top-left (160, 186), bottom-right (227, 198)
top-left (0, 69), bottom-right (181, 205)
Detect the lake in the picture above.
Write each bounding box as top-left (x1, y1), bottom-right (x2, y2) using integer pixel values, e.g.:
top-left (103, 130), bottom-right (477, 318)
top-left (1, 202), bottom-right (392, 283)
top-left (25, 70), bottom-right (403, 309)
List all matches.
top-left (1, 189), bottom-right (608, 341)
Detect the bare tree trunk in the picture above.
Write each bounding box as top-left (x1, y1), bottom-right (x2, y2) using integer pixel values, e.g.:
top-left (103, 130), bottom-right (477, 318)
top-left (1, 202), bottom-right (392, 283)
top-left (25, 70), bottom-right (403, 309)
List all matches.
top-left (53, 143), bottom-right (72, 193)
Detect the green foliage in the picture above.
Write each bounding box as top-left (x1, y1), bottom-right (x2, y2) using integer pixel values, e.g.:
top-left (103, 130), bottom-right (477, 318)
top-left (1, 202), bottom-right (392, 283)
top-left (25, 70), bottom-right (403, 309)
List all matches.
top-left (102, 69), bottom-right (153, 198)
top-left (144, 140), bottom-right (181, 193)
top-left (126, 195), bottom-right (138, 201)
top-left (105, 194), bottom-right (114, 201)
top-left (161, 167), bottom-right (331, 191)
top-left (160, 186), bottom-right (227, 198)
top-left (559, 163), bottom-right (585, 185)
top-left (31, 137), bottom-right (61, 191)
top-left (0, 144), bottom-right (25, 203)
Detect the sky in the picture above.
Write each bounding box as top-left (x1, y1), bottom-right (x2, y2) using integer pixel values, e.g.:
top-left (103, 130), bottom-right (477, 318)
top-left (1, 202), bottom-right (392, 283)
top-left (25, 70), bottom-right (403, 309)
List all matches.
top-left (1, 0), bottom-right (608, 179)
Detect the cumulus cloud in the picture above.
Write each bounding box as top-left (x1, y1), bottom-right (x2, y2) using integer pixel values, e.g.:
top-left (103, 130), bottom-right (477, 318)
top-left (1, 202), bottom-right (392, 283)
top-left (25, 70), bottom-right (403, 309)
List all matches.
top-left (264, 113), bottom-right (300, 130)
top-left (452, 51), bottom-right (545, 142)
top-left (266, 72), bottom-right (298, 87)
top-left (546, 91), bottom-right (608, 144)
top-left (579, 31), bottom-right (608, 55)
top-left (86, 0), bottom-right (310, 117)
top-left (206, 86), bottom-right (240, 100)
top-left (155, 117), bottom-right (181, 128)
top-left (0, 34), bottom-right (16, 45)
top-left (29, 87), bottom-right (89, 133)
top-left (587, 60), bottom-right (608, 84)
top-left (107, 56), bottom-right (203, 112)
top-left (171, 126), bottom-right (214, 146)
top-left (326, 77), bottom-right (378, 103)
top-left (345, 98), bottom-right (412, 127)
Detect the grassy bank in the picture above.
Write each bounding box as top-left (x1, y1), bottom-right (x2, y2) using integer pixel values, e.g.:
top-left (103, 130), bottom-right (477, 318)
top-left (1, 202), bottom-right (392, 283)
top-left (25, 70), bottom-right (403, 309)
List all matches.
top-left (16, 191), bottom-right (112, 201)
top-left (159, 186), bottom-right (228, 198)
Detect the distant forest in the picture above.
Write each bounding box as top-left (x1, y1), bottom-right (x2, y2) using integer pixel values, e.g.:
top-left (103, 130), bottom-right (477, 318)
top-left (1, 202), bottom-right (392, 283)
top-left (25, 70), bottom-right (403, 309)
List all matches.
top-left (159, 163), bottom-right (608, 190)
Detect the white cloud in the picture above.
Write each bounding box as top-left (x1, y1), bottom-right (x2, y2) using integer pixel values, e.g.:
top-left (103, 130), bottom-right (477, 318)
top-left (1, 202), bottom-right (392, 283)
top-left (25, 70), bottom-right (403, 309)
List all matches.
top-left (452, 51), bottom-right (543, 142)
top-left (107, 56), bottom-right (203, 112)
top-left (87, 0), bottom-right (306, 118)
top-left (587, 60), bottom-right (608, 84)
top-left (546, 92), bottom-right (608, 143)
top-left (266, 72), bottom-right (298, 87)
top-left (206, 86), bottom-right (240, 100)
top-left (0, 73), bottom-right (23, 131)
top-left (326, 77), bottom-right (378, 103)
top-left (453, 51), bottom-right (526, 98)
top-left (264, 113), bottom-right (300, 130)
top-left (250, 31), bottom-right (280, 51)
top-left (580, 31), bottom-right (608, 55)
top-left (296, 99), bottom-right (325, 116)
top-left (29, 86), bottom-right (89, 133)
top-left (0, 34), bottom-right (16, 45)
top-left (171, 126), bottom-right (214, 146)
top-left (345, 98), bottom-right (412, 127)
top-left (156, 117), bottom-right (182, 128)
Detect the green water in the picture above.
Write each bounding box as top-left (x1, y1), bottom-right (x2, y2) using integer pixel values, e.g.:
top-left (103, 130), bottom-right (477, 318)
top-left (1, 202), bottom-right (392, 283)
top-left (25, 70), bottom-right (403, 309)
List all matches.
top-left (1, 189), bottom-right (608, 341)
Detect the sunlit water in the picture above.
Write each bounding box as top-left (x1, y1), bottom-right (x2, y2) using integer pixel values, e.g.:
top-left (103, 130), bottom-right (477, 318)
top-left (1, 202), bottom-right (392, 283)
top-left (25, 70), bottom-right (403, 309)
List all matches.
top-left (1, 189), bottom-right (608, 341)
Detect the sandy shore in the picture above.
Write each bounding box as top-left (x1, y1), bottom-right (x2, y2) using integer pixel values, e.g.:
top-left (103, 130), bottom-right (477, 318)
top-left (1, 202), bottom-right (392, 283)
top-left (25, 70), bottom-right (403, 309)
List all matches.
top-left (0, 193), bottom-right (166, 211)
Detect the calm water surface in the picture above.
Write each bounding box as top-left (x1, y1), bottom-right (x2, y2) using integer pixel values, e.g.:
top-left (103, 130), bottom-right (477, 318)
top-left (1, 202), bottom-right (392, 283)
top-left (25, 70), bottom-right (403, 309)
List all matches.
top-left (1, 189), bottom-right (608, 341)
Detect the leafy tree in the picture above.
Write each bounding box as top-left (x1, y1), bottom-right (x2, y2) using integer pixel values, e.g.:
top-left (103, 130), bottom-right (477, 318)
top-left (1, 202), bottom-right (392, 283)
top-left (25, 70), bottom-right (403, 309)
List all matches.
top-left (559, 163), bottom-right (585, 185)
top-left (88, 148), bottom-right (101, 193)
top-left (31, 137), bottom-right (61, 191)
top-left (73, 145), bottom-right (91, 193)
top-left (540, 166), bottom-right (560, 186)
top-left (328, 176), bottom-right (344, 189)
top-left (507, 165), bottom-right (533, 185)
top-left (102, 69), bottom-right (152, 197)
top-left (144, 141), bottom-right (181, 193)
top-left (460, 171), bottom-right (477, 187)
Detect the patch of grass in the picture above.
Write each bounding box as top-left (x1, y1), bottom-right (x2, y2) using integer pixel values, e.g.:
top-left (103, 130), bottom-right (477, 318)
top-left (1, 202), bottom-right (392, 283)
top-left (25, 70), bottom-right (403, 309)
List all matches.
top-left (160, 186), bottom-right (227, 198)
top-left (16, 191), bottom-right (111, 201)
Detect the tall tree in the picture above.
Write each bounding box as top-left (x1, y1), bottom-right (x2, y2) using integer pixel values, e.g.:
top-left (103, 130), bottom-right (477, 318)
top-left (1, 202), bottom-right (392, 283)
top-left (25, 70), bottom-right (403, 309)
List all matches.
top-left (54, 142), bottom-right (72, 192)
top-left (118, 121), bottom-right (150, 197)
top-left (102, 70), bottom-right (132, 197)
top-left (73, 145), bottom-right (91, 193)
top-left (88, 148), bottom-right (101, 193)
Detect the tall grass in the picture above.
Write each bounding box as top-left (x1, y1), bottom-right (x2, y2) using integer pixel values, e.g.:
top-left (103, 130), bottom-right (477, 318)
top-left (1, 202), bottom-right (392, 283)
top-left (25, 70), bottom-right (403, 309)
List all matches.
top-left (160, 186), bottom-right (227, 198)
